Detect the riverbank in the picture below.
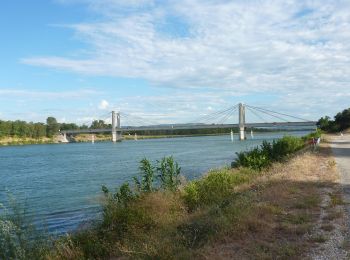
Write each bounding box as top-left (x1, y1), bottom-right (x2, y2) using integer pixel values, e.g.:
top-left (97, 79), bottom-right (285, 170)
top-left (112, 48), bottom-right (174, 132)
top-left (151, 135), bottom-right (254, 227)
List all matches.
top-left (0, 136), bottom-right (55, 146)
top-left (0, 133), bottom-right (229, 146)
top-left (0, 130), bottom-right (310, 146)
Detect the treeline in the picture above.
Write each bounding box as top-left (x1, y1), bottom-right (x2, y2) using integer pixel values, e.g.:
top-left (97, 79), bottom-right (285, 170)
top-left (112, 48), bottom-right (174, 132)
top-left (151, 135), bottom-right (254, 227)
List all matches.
top-left (0, 117), bottom-right (111, 139)
top-left (317, 107), bottom-right (350, 132)
top-left (124, 127), bottom-right (277, 136)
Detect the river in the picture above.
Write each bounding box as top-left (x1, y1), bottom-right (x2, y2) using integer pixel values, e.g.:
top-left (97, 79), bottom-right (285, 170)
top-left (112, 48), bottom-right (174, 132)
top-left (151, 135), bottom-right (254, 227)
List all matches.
top-left (0, 131), bottom-right (309, 235)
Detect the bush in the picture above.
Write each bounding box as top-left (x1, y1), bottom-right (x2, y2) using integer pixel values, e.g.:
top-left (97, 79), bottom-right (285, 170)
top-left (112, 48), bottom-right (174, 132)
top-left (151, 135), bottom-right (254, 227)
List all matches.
top-left (157, 156), bottom-right (181, 192)
top-left (302, 129), bottom-right (322, 141)
top-left (183, 168), bottom-right (257, 211)
top-left (134, 158), bottom-right (155, 193)
top-left (133, 156), bottom-right (182, 193)
top-left (232, 136), bottom-right (305, 171)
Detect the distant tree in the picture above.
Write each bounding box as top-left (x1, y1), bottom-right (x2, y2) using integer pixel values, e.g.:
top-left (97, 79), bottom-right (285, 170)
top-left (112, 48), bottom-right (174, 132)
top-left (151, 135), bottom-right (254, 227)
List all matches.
top-left (334, 108), bottom-right (350, 131)
top-left (59, 123), bottom-right (79, 131)
top-left (317, 116), bottom-right (331, 131)
top-left (90, 120), bottom-right (108, 129)
top-left (317, 107), bottom-right (350, 132)
top-left (46, 117), bottom-right (59, 137)
top-left (33, 123), bottom-right (47, 138)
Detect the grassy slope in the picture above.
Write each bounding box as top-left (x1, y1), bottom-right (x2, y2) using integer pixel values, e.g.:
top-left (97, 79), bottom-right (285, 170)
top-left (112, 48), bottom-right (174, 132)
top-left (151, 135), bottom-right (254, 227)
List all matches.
top-left (45, 144), bottom-right (348, 259)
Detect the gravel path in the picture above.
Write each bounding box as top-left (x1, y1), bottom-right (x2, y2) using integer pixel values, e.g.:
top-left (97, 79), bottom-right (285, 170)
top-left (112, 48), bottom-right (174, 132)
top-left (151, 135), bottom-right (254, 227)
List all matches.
top-left (329, 134), bottom-right (350, 258)
top-left (330, 134), bottom-right (350, 219)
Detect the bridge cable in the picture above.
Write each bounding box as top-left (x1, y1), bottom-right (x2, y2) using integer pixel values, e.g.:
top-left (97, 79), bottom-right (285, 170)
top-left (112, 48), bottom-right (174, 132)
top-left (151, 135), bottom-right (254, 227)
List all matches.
top-left (188, 104), bottom-right (238, 124)
top-left (217, 106), bottom-right (238, 124)
top-left (197, 108), bottom-right (235, 125)
top-left (246, 105), bottom-right (311, 122)
top-left (245, 105), bottom-right (290, 122)
top-left (120, 112), bottom-right (160, 126)
top-left (187, 105), bottom-right (237, 123)
top-left (245, 106), bottom-right (268, 123)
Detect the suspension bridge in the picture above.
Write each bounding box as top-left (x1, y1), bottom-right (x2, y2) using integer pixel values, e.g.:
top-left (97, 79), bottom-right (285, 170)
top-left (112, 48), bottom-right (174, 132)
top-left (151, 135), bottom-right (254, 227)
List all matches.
top-left (60, 103), bottom-right (317, 142)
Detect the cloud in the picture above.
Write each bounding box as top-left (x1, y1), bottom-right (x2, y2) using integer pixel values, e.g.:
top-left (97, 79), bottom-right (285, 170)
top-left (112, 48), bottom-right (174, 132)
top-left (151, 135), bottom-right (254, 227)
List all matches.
top-left (22, 0), bottom-right (350, 118)
top-left (0, 89), bottom-right (101, 99)
top-left (98, 99), bottom-right (109, 110)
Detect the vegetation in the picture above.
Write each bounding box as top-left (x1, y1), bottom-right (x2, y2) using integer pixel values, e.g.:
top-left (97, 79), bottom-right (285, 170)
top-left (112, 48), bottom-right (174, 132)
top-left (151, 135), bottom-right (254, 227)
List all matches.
top-left (0, 197), bottom-right (49, 259)
top-left (232, 136), bottom-right (305, 171)
top-left (317, 107), bottom-right (350, 132)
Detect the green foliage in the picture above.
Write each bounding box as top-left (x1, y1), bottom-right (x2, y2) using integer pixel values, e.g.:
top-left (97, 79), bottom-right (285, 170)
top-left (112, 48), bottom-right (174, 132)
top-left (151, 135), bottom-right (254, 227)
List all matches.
top-left (134, 158), bottom-right (155, 193)
top-left (0, 117), bottom-right (107, 141)
top-left (102, 183), bottom-right (135, 207)
top-left (133, 156), bottom-right (182, 193)
top-left (90, 120), bottom-right (111, 129)
top-left (46, 117), bottom-right (60, 137)
top-left (302, 129), bottom-right (322, 141)
top-left (157, 156), bottom-right (181, 191)
top-left (183, 168), bottom-right (257, 210)
top-left (233, 136), bottom-right (304, 171)
top-left (0, 120), bottom-right (47, 139)
top-left (317, 107), bottom-right (350, 132)
top-left (0, 196), bottom-right (49, 260)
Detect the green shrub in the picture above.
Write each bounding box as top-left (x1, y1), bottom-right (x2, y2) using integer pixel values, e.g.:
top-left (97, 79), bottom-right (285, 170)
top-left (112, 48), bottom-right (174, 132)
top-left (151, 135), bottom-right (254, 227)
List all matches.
top-left (102, 182), bottom-right (135, 207)
top-left (232, 136), bottom-right (305, 171)
top-left (134, 158), bottom-right (156, 193)
top-left (302, 129), bottom-right (322, 141)
top-left (183, 168), bottom-right (257, 211)
top-left (157, 156), bottom-right (181, 191)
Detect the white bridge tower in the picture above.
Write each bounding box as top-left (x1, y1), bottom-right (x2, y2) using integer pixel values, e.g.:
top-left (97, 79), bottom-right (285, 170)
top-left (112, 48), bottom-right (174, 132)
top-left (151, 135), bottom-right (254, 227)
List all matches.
top-left (112, 111), bottom-right (121, 142)
top-left (238, 103), bottom-right (246, 140)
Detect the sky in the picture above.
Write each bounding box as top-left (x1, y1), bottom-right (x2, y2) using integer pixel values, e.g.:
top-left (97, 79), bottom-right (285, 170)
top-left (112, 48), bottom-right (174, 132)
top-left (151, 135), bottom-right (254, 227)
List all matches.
top-left (0, 0), bottom-right (349, 125)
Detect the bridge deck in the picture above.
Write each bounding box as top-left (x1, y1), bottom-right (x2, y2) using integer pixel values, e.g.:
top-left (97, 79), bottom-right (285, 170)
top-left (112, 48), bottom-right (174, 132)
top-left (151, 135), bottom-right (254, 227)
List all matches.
top-left (61, 121), bottom-right (317, 134)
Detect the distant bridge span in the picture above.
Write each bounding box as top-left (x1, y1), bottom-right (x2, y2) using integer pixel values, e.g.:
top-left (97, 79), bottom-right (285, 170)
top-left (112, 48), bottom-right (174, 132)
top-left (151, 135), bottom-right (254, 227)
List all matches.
top-left (60, 103), bottom-right (317, 142)
top-left (61, 121), bottom-right (317, 135)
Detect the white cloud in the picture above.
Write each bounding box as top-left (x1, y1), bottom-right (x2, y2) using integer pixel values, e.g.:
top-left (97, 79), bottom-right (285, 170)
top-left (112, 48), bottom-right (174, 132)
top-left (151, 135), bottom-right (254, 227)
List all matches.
top-left (98, 99), bottom-right (109, 110)
top-left (22, 0), bottom-right (350, 118)
top-left (0, 89), bottom-right (101, 99)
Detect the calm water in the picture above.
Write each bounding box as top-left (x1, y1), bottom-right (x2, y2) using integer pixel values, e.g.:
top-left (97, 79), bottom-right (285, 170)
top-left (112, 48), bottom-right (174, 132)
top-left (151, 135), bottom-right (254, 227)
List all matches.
top-left (0, 131), bottom-right (309, 234)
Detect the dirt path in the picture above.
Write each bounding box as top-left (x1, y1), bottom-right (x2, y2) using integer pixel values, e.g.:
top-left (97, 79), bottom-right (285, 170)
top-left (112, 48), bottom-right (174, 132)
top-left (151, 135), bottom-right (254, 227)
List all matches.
top-left (330, 134), bottom-right (350, 216)
top-left (327, 133), bottom-right (350, 258)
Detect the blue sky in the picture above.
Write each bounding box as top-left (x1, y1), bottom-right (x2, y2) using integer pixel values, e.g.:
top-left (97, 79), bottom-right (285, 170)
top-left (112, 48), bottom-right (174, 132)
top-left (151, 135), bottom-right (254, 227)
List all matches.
top-left (1, 0), bottom-right (349, 125)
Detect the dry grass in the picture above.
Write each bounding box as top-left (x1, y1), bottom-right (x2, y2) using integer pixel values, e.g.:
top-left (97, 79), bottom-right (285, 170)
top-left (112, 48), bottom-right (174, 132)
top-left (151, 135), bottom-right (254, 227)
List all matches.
top-left (0, 136), bottom-right (53, 145)
top-left (196, 145), bottom-right (344, 259)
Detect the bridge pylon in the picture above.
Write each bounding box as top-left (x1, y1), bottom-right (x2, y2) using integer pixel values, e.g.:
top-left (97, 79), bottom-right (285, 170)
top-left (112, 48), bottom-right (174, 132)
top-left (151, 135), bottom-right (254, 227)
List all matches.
top-left (112, 111), bottom-right (121, 142)
top-left (239, 103), bottom-right (246, 140)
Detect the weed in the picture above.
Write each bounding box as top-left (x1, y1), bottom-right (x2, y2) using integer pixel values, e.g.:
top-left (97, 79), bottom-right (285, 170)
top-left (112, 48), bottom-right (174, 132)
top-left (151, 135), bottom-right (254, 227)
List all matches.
top-left (311, 234), bottom-right (327, 243)
top-left (329, 192), bottom-right (344, 207)
top-left (134, 158), bottom-right (156, 193)
top-left (157, 156), bottom-right (181, 192)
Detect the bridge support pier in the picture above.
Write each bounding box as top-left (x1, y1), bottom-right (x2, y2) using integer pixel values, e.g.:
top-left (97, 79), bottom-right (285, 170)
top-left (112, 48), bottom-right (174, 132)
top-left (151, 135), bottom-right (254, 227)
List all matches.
top-left (112, 111), bottom-right (121, 142)
top-left (239, 103), bottom-right (246, 140)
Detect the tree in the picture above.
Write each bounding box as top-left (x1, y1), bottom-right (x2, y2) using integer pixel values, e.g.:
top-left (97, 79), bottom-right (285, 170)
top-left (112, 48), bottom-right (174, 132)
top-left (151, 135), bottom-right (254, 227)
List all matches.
top-left (317, 116), bottom-right (331, 131)
top-left (90, 120), bottom-right (108, 129)
top-left (46, 117), bottom-right (59, 137)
